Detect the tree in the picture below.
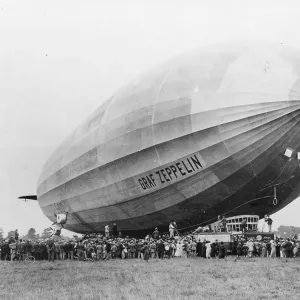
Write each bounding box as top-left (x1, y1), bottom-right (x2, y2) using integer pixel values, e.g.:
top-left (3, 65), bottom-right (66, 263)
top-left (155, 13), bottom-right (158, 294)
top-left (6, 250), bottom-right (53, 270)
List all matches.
top-left (25, 228), bottom-right (39, 240)
top-left (277, 225), bottom-right (300, 238)
top-left (6, 230), bottom-right (15, 240)
top-left (0, 227), bottom-right (4, 239)
top-left (41, 228), bottom-right (52, 239)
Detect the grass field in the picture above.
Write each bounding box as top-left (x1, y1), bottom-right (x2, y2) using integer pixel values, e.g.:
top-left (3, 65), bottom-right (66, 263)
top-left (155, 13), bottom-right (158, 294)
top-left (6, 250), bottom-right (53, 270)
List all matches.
top-left (0, 257), bottom-right (299, 300)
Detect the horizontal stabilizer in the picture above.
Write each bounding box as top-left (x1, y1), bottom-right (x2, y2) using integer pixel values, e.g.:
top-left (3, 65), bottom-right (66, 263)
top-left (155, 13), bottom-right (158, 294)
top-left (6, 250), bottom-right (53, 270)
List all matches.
top-left (18, 195), bottom-right (37, 201)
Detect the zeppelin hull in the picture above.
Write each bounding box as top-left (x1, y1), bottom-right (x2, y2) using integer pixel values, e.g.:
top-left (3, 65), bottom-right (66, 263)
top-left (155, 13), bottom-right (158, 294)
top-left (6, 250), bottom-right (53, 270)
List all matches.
top-left (37, 42), bottom-right (300, 233)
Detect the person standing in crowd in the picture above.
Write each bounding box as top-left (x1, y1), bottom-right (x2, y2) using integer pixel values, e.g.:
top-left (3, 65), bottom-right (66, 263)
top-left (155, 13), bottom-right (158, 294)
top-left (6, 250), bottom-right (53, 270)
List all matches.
top-left (221, 216), bottom-right (227, 232)
top-left (35, 241), bottom-right (41, 261)
top-left (190, 239), bottom-right (197, 257)
top-left (246, 239), bottom-right (254, 258)
top-left (240, 218), bottom-right (247, 233)
top-left (164, 241), bottom-right (171, 259)
top-left (111, 242), bottom-right (117, 259)
top-left (9, 240), bottom-right (17, 261)
top-left (129, 241), bottom-right (136, 259)
top-left (152, 227), bottom-right (160, 240)
top-left (201, 239), bottom-right (206, 258)
top-left (261, 242), bottom-right (267, 257)
top-left (234, 242), bottom-right (243, 261)
top-left (210, 242), bottom-right (216, 258)
top-left (14, 230), bottom-right (19, 241)
top-left (169, 222), bottom-right (175, 238)
top-left (173, 221), bottom-right (178, 232)
top-left (54, 241), bottom-right (60, 260)
top-left (215, 240), bottom-right (220, 257)
top-left (196, 239), bottom-right (202, 257)
top-left (105, 240), bottom-right (111, 260)
top-left (174, 240), bottom-right (183, 257)
top-left (217, 215), bottom-right (221, 232)
top-left (18, 240), bottom-right (25, 261)
top-left (31, 241), bottom-right (37, 260)
top-left (112, 223), bottom-right (118, 237)
top-left (60, 241), bottom-right (66, 260)
top-left (157, 239), bottom-right (165, 259)
top-left (122, 244), bottom-right (128, 259)
top-left (142, 242), bottom-right (150, 262)
top-left (266, 215), bottom-right (273, 232)
top-left (276, 240), bottom-right (281, 258)
top-left (47, 237), bottom-right (55, 262)
top-left (170, 240), bottom-right (176, 258)
top-left (25, 240), bottom-right (33, 258)
top-left (105, 224), bottom-right (110, 238)
top-left (270, 240), bottom-right (277, 258)
top-left (150, 241), bottom-right (156, 258)
top-left (242, 240), bottom-right (248, 257)
top-left (182, 240), bottom-right (188, 258)
top-left (281, 239), bottom-right (288, 262)
top-left (96, 241), bottom-right (103, 261)
top-left (218, 241), bottom-right (226, 259)
top-left (266, 239), bottom-right (271, 257)
top-left (77, 240), bottom-right (86, 261)
top-left (136, 240), bottom-right (142, 259)
top-left (286, 238), bottom-right (293, 258)
top-left (293, 240), bottom-right (300, 257)
top-left (102, 242), bottom-right (107, 260)
top-left (206, 241), bottom-right (211, 259)
top-left (69, 240), bottom-right (75, 260)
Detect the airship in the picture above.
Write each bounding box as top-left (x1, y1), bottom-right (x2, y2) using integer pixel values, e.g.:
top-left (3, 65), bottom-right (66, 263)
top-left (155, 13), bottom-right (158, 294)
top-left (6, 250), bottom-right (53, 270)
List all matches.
top-left (27, 42), bottom-right (300, 235)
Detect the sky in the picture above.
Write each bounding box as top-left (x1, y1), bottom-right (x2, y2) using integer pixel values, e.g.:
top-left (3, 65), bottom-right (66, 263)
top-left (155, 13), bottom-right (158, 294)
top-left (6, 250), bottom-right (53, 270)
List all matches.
top-left (1, 0), bottom-right (300, 237)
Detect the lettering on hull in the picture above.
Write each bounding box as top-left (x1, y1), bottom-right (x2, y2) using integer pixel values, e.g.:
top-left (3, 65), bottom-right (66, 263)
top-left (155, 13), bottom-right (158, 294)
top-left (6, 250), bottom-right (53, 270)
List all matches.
top-left (137, 154), bottom-right (204, 191)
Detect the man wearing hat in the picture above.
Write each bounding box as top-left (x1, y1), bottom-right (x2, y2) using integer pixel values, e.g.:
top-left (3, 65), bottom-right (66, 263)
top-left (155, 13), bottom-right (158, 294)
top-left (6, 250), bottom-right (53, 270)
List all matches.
top-left (240, 218), bottom-right (247, 233)
top-left (111, 223), bottom-right (118, 238)
top-left (105, 224), bottom-right (110, 238)
top-left (169, 222), bottom-right (175, 238)
top-left (152, 227), bottom-right (160, 240)
top-left (14, 229), bottom-right (19, 241)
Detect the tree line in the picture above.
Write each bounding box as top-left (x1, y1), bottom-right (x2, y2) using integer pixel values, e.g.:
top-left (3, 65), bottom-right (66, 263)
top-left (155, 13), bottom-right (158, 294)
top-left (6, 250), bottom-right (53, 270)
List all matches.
top-left (0, 227), bottom-right (53, 240)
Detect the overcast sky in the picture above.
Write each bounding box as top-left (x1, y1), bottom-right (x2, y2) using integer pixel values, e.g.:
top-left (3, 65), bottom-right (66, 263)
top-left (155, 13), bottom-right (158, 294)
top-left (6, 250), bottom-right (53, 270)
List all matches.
top-left (1, 0), bottom-right (300, 236)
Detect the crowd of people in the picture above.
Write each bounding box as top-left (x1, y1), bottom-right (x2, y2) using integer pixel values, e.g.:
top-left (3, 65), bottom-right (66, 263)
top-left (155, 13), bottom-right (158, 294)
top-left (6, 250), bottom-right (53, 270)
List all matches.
top-left (0, 229), bottom-right (223, 262)
top-left (233, 235), bottom-right (300, 261)
top-left (0, 223), bottom-right (299, 263)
